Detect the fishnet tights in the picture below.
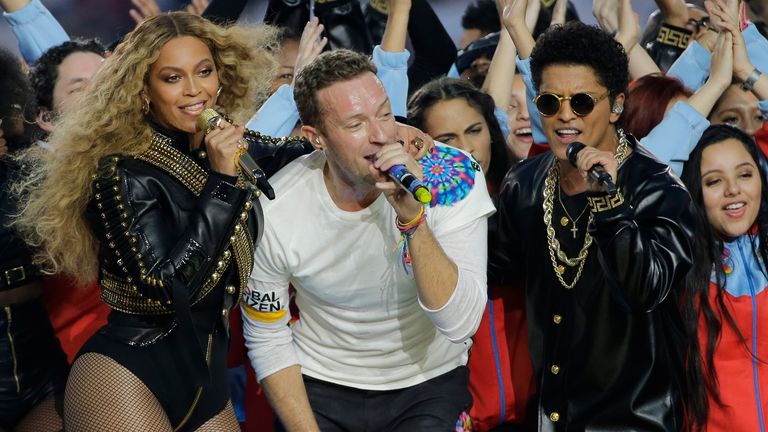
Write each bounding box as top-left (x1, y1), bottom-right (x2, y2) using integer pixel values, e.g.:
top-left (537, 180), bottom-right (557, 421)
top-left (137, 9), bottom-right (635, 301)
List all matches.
top-left (64, 353), bottom-right (239, 431)
top-left (64, 353), bottom-right (173, 431)
top-left (12, 395), bottom-right (64, 432)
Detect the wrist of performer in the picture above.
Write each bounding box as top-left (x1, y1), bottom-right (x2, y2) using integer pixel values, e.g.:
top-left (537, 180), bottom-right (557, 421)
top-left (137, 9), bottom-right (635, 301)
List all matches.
top-left (397, 205), bottom-right (427, 239)
top-left (587, 189), bottom-right (627, 218)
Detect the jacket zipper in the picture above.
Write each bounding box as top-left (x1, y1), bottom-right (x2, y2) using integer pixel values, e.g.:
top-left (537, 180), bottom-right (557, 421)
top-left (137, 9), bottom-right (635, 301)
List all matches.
top-left (173, 333), bottom-right (214, 432)
top-left (736, 241), bottom-right (765, 432)
top-left (4, 306), bottom-right (20, 393)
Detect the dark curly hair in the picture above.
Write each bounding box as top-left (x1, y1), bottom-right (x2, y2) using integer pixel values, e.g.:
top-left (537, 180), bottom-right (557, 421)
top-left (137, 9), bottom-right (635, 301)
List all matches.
top-left (408, 77), bottom-right (510, 189)
top-left (0, 47), bottom-right (37, 152)
top-left (29, 39), bottom-right (105, 111)
top-left (461, 0), bottom-right (500, 34)
top-left (530, 21), bottom-right (629, 105)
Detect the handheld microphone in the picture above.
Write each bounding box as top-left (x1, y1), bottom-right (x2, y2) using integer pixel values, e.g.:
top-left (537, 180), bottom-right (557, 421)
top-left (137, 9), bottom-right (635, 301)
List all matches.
top-left (387, 164), bottom-right (432, 204)
top-left (566, 142), bottom-right (617, 196)
top-left (198, 108), bottom-right (275, 200)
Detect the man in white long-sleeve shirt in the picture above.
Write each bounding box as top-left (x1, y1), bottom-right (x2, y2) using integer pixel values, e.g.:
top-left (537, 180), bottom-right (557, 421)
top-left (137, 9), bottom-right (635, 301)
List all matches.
top-left (241, 49), bottom-right (494, 431)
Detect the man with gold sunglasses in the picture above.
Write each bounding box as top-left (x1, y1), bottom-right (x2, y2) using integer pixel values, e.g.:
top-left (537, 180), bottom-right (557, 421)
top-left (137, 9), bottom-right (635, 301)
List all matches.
top-left (490, 16), bottom-right (697, 432)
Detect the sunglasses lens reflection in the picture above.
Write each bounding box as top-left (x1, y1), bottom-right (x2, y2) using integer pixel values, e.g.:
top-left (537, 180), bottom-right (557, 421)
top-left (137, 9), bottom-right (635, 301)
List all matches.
top-left (536, 94), bottom-right (561, 116)
top-left (570, 93), bottom-right (596, 116)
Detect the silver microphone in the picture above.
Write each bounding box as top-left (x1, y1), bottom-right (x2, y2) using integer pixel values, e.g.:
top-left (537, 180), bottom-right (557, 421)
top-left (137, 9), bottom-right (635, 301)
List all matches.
top-left (198, 108), bottom-right (275, 200)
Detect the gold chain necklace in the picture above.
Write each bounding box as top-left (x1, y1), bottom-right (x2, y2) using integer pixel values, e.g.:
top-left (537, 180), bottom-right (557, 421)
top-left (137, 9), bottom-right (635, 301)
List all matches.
top-left (557, 188), bottom-right (589, 239)
top-left (542, 129), bottom-right (631, 289)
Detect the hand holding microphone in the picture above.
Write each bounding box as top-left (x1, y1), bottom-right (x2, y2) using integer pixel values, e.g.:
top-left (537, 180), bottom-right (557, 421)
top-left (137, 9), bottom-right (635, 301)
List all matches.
top-left (372, 142), bottom-right (432, 221)
top-left (198, 108), bottom-right (275, 199)
top-left (566, 142), bottom-right (618, 196)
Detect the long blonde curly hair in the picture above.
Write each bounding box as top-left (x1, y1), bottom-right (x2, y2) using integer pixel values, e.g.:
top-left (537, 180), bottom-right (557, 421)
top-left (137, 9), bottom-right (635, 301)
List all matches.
top-left (14, 12), bottom-right (278, 284)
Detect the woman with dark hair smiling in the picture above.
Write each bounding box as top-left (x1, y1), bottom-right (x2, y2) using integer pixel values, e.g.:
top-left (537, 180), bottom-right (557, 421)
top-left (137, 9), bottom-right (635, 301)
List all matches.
top-left (680, 124), bottom-right (768, 431)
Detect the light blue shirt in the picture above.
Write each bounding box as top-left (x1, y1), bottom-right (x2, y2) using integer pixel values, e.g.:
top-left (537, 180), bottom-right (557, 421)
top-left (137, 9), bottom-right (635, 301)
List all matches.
top-left (247, 46), bottom-right (411, 137)
top-left (3, 0), bottom-right (68, 64)
top-left (640, 101), bottom-right (710, 176)
top-left (668, 24), bottom-right (768, 91)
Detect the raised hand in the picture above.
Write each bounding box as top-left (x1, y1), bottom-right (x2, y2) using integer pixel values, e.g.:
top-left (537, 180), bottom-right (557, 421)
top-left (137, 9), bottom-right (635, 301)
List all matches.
top-left (185, 0), bottom-right (209, 16)
top-left (293, 17), bottom-right (328, 85)
top-left (593, 0), bottom-right (619, 33)
top-left (550, 0), bottom-right (568, 27)
top-left (709, 0), bottom-right (753, 82)
top-left (709, 30), bottom-right (735, 88)
top-left (616, 0), bottom-right (641, 52)
top-left (498, 0), bottom-right (538, 58)
top-left (129, 0), bottom-right (161, 26)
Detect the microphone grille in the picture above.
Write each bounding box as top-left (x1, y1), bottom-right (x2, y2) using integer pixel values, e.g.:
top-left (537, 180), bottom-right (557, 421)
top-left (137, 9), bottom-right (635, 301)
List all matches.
top-left (197, 108), bottom-right (220, 133)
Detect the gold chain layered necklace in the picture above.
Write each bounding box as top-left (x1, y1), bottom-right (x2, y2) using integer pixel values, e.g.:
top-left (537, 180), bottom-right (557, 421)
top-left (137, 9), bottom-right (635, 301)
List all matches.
top-left (557, 188), bottom-right (589, 239)
top-left (542, 129), bottom-right (630, 289)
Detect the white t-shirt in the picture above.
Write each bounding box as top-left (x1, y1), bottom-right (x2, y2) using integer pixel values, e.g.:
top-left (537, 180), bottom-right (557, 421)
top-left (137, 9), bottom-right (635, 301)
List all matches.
top-left (242, 146), bottom-right (495, 390)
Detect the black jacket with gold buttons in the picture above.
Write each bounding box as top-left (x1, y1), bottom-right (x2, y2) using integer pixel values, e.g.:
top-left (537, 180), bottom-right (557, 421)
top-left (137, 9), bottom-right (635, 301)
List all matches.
top-left (86, 125), bottom-right (312, 347)
top-left (490, 137), bottom-right (695, 431)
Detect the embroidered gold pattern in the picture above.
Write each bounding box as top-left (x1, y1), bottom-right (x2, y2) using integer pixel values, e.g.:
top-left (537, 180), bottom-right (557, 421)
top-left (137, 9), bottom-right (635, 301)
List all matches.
top-left (137, 133), bottom-right (208, 196)
top-left (656, 26), bottom-right (690, 49)
top-left (587, 191), bottom-right (625, 212)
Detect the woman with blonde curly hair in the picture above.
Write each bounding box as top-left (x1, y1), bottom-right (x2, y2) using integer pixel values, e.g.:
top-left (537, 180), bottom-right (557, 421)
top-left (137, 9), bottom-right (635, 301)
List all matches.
top-left (14, 11), bottom-right (314, 431)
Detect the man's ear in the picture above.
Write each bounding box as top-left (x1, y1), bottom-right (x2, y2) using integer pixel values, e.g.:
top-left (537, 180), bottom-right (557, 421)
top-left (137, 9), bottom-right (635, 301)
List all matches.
top-left (302, 125), bottom-right (323, 150)
top-left (36, 108), bottom-right (54, 134)
top-left (609, 93), bottom-right (625, 124)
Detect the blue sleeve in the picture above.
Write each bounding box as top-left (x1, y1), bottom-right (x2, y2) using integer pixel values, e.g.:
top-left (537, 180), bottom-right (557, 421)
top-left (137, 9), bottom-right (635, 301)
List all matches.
top-left (744, 24), bottom-right (768, 74)
top-left (245, 84), bottom-right (300, 137)
top-left (373, 45), bottom-right (410, 118)
top-left (639, 101), bottom-right (710, 176)
top-left (516, 57), bottom-right (547, 144)
top-left (759, 100), bottom-right (768, 120)
top-left (666, 41), bottom-right (710, 91)
top-left (3, 0), bottom-right (69, 64)
top-left (447, 63), bottom-right (460, 78)
top-left (494, 107), bottom-right (510, 140)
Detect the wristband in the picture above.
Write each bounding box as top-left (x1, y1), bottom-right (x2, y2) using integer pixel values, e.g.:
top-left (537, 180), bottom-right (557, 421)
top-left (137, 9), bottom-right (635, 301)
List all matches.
top-left (741, 68), bottom-right (763, 92)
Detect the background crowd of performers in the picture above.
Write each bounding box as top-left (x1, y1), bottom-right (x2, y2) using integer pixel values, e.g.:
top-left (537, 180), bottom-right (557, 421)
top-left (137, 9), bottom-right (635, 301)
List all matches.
top-left (0, 0), bottom-right (767, 430)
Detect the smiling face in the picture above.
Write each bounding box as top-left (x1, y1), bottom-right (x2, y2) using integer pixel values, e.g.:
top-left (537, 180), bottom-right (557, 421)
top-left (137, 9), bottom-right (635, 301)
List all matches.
top-left (309, 72), bottom-right (396, 188)
top-left (423, 97), bottom-right (491, 172)
top-left (144, 36), bottom-right (219, 134)
top-left (700, 138), bottom-right (762, 239)
top-left (507, 74), bottom-right (533, 161)
top-left (539, 64), bottom-right (622, 161)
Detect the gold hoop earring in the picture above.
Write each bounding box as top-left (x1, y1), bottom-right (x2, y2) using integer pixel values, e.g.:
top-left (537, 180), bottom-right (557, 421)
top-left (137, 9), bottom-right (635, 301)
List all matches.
top-left (216, 87), bottom-right (222, 97)
top-left (141, 97), bottom-right (150, 115)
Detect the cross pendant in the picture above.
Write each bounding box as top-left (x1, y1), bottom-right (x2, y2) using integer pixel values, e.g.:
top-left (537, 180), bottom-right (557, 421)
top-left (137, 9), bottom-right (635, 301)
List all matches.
top-left (570, 224), bottom-right (578, 239)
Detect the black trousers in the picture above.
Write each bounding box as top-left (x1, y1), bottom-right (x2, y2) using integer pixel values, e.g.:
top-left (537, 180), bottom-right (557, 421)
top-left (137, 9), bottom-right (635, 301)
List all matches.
top-left (276, 366), bottom-right (472, 432)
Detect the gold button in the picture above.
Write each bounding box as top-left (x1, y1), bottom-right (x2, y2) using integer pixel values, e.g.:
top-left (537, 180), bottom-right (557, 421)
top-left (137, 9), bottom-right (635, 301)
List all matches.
top-left (553, 314), bottom-right (562, 324)
top-left (221, 308), bottom-right (229, 318)
top-left (225, 285), bottom-right (236, 295)
top-left (198, 150), bottom-right (207, 159)
top-left (551, 365), bottom-right (560, 375)
top-left (550, 412), bottom-right (560, 422)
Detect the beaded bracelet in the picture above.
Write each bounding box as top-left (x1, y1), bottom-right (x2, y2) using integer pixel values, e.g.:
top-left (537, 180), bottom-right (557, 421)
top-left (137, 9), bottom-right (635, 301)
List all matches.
top-left (395, 206), bottom-right (427, 273)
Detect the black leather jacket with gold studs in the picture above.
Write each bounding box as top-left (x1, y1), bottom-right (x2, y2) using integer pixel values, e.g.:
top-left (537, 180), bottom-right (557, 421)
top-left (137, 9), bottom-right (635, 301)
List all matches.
top-left (86, 125), bottom-right (312, 346)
